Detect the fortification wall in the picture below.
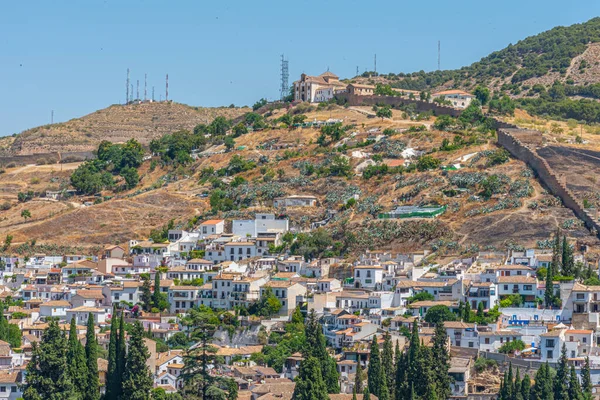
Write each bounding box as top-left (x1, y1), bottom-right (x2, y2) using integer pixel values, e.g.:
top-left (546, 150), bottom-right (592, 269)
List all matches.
top-left (0, 151), bottom-right (94, 167)
top-left (334, 93), bottom-right (462, 117)
top-left (497, 128), bottom-right (600, 235)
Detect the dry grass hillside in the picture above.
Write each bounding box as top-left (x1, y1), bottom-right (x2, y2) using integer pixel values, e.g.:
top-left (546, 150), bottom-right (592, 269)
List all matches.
top-left (0, 102), bottom-right (249, 155)
top-left (1, 103), bottom-right (597, 255)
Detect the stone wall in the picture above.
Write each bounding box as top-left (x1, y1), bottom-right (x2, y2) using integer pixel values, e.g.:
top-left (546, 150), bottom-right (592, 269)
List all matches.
top-left (334, 93), bottom-right (462, 117)
top-left (0, 151), bottom-right (94, 167)
top-left (497, 127), bottom-right (600, 236)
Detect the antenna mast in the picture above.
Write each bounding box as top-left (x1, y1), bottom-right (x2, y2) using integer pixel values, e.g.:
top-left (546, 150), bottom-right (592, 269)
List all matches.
top-left (136, 80), bottom-right (139, 101)
top-left (126, 68), bottom-right (130, 105)
top-left (374, 54), bottom-right (377, 75)
top-left (280, 54), bottom-right (289, 101)
top-left (144, 73), bottom-right (147, 101)
top-left (51, 110), bottom-right (54, 124)
top-left (165, 74), bottom-right (169, 102)
top-left (152, 86), bottom-right (155, 102)
top-left (438, 40), bottom-right (441, 70)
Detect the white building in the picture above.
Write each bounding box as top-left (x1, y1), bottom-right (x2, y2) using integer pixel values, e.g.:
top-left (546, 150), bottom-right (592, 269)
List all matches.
top-left (431, 90), bottom-right (475, 109)
top-left (199, 219), bottom-right (225, 239)
top-left (353, 266), bottom-right (384, 290)
top-left (293, 71), bottom-right (347, 103)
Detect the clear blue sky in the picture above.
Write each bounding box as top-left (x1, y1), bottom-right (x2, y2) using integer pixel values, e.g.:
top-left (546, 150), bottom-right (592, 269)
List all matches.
top-left (1, 0), bottom-right (599, 136)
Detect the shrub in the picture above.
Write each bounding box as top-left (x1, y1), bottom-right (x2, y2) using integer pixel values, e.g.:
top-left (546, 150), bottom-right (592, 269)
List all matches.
top-left (498, 339), bottom-right (525, 354)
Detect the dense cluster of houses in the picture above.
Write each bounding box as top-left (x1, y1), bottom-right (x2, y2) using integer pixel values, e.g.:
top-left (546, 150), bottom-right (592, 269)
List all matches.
top-left (1, 214), bottom-right (600, 399)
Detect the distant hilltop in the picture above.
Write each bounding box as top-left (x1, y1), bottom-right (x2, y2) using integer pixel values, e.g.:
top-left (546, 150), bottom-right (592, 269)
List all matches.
top-left (0, 101), bottom-right (249, 156)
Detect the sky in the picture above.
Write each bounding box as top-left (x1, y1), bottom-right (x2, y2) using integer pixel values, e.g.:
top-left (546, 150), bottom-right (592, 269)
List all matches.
top-left (1, 1), bottom-right (599, 137)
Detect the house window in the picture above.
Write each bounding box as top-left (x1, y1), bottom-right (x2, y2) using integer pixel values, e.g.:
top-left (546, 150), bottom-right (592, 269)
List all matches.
top-left (583, 337), bottom-right (587, 343)
top-left (0, 386), bottom-right (5, 392)
top-left (469, 342), bottom-right (474, 348)
top-left (485, 338), bottom-right (490, 344)
top-left (577, 293), bottom-right (585, 300)
top-left (504, 285), bottom-right (508, 290)
top-left (524, 285), bottom-right (532, 291)
top-left (547, 350), bottom-right (553, 359)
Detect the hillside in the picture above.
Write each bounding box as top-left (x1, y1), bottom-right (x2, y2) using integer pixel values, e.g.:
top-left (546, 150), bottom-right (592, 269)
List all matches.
top-left (0, 103), bottom-right (597, 256)
top-left (353, 18), bottom-right (600, 122)
top-left (0, 102), bottom-right (249, 156)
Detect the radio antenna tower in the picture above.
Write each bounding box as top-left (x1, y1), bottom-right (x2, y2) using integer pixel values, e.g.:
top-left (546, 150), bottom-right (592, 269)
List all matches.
top-left (51, 110), bottom-right (54, 124)
top-left (356, 66), bottom-right (359, 77)
top-left (136, 80), bottom-right (139, 101)
top-left (130, 84), bottom-right (133, 103)
top-left (374, 54), bottom-right (377, 75)
top-left (144, 73), bottom-right (147, 101)
top-left (152, 86), bottom-right (155, 102)
top-left (126, 68), bottom-right (130, 104)
top-left (438, 40), bottom-right (441, 70)
top-left (280, 55), bottom-right (289, 101)
top-left (165, 74), bottom-right (169, 102)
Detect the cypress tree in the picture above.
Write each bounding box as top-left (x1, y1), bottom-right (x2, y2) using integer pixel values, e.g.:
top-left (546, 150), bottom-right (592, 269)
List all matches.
top-left (505, 364), bottom-right (514, 400)
top-left (381, 332), bottom-right (395, 399)
top-left (582, 356), bottom-right (592, 400)
top-left (368, 336), bottom-right (383, 398)
top-left (106, 308), bottom-right (118, 400)
top-left (379, 369), bottom-right (390, 400)
top-left (568, 365), bottom-right (583, 400)
top-left (514, 368), bottom-right (523, 400)
top-left (116, 311), bottom-right (127, 399)
top-left (409, 383), bottom-right (415, 400)
top-left (354, 359), bottom-right (365, 394)
top-left (303, 310), bottom-right (339, 394)
top-left (352, 388), bottom-right (358, 400)
top-left (292, 356), bottom-right (329, 400)
top-left (545, 268), bottom-right (555, 307)
top-left (533, 362), bottom-right (553, 400)
top-left (554, 344), bottom-right (570, 400)
top-left (395, 350), bottom-right (408, 400)
top-left (432, 323), bottom-right (451, 400)
top-left (23, 320), bottom-right (76, 400)
top-left (521, 374), bottom-right (531, 400)
top-left (414, 345), bottom-right (436, 399)
top-left (84, 313), bottom-right (100, 400)
top-left (364, 387), bottom-right (371, 400)
top-left (122, 321), bottom-right (153, 400)
top-left (140, 276), bottom-right (152, 312)
top-left (477, 302), bottom-right (485, 319)
top-left (67, 316), bottom-right (88, 397)
top-left (463, 301), bottom-right (471, 323)
top-left (551, 229), bottom-right (561, 276)
top-left (562, 236), bottom-right (574, 277)
top-left (152, 270), bottom-right (162, 310)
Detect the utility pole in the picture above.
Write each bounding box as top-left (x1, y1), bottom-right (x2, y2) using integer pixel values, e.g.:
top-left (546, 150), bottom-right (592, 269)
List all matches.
top-left (126, 68), bottom-right (130, 105)
top-left (438, 40), bottom-right (441, 71)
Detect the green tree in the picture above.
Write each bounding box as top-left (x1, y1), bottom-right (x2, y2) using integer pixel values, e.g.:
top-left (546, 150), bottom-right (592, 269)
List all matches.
top-left (293, 356), bottom-right (329, 400)
top-left (376, 105), bottom-right (393, 120)
top-left (425, 305), bottom-right (456, 325)
top-left (355, 359), bottom-right (365, 394)
top-left (477, 302), bottom-right (485, 318)
top-left (561, 236), bottom-right (574, 276)
top-left (582, 357), bottom-right (592, 400)
top-left (381, 332), bottom-right (395, 399)
top-left (67, 316), bottom-right (88, 397)
top-left (368, 336), bottom-right (383, 398)
top-left (252, 98), bottom-right (268, 111)
top-left (432, 323), bottom-right (451, 400)
top-left (474, 86), bottom-right (491, 105)
top-left (522, 374), bottom-right (531, 400)
top-left (251, 287), bottom-right (282, 317)
top-left (122, 321), bottom-right (153, 400)
top-left (152, 272), bottom-right (169, 311)
top-left (568, 365), bottom-right (583, 400)
top-left (463, 301), bottom-right (471, 322)
top-left (121, 167), bottom-right (139, 189)
top-left (140, 275), bottom-right (153, 312)
top-left (21, 209), bottom-right (31, 221)
top-left (106, 309), bottom-right (119, 400)
top-left (303, 310), bottom-right (339, 394)
top-left (116, 312), bottom-right (127, 399)
top-left (23, 320), bottom-right (76, 400)
top-left (224, 136), bottom-right (236, 151)
top-left (416, 155), bottom-right (441, 172)
top-left (554, 344), bottom-right (570, 400)
top-left (531, 362), bottom-right (554, 400)
top-left (84, 313), bottom-right (100, 400)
